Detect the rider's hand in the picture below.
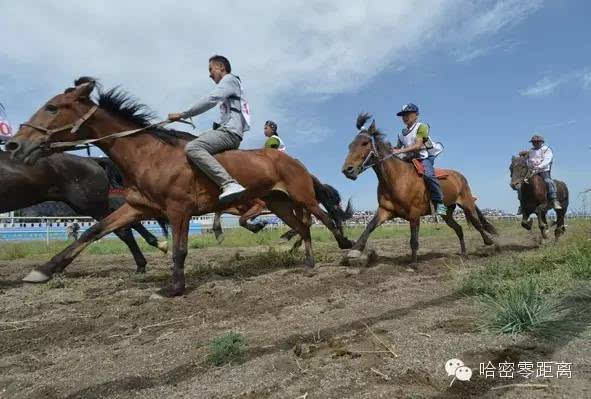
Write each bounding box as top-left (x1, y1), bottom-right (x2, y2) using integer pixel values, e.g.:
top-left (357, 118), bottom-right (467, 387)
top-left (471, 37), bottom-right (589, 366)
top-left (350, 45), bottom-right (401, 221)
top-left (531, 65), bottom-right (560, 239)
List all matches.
top-left (168, 112), bottom-right (183, 121)
top-left (392, 148), bottom-right (402, 154)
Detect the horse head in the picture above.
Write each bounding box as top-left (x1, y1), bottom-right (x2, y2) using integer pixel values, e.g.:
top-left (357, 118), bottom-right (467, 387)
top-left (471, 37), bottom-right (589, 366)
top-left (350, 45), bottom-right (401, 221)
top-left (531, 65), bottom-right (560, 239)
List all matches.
top-left (6, 77), bottom-right (97, 164)
top-left (341, 113), bottom-right (382, 180)
top-left (509, 154), bottom-right (529, 191)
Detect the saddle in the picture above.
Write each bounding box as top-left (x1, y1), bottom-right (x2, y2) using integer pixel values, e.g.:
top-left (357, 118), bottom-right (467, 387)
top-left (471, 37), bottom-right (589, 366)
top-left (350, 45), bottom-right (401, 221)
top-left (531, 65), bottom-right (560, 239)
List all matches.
top-left (411, 159), bottom-right (450, 179)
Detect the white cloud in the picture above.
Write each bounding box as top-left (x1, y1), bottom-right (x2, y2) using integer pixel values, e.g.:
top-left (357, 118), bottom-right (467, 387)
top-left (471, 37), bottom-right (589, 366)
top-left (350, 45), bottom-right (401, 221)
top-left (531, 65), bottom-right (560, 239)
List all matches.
top-left (0, 1), bottom-right (543, 146)
top-left (519, 75), bottom-right (569, 97)
top-left (520, 69), bottom-right (591, 97)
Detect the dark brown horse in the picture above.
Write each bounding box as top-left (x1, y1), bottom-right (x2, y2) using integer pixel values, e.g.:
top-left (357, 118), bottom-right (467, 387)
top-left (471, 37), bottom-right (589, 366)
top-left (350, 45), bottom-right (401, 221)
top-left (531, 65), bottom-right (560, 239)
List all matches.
top-left (0, 151), bottom-right (168, 272)
top-left (509, 155), bottom-right (568, 240)
top-left (341, 114), bottom-right (497, 263)
top-left (6, 77), bottom-right (352, 297)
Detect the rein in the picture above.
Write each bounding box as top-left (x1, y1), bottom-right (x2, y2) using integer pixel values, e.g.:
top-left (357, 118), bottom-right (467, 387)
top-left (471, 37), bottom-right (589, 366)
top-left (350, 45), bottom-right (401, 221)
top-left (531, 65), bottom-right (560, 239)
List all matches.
top-left (21, 105), bottom-right (195, 151)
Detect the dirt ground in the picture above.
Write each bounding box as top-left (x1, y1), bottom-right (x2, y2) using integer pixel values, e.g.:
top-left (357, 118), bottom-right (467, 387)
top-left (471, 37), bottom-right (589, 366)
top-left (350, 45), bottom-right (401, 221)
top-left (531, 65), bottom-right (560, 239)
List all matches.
top-left (1, 228), bottom-right (590, 399)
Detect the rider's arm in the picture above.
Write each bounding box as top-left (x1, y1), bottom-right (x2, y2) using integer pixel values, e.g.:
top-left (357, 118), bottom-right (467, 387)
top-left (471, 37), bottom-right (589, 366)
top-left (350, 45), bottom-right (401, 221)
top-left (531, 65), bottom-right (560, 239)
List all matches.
top-left (396, 124), bottom-right (429, 153)
top-left (180, 75), bottom-right (240, 119)
top-left (536, 147), bottom-right (553, 170)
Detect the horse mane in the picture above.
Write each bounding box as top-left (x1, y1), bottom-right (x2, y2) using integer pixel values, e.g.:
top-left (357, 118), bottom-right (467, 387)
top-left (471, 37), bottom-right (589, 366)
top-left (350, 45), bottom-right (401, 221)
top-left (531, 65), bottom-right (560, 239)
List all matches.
top-left (72, 77), bottom-right (197, 146)
top-left (355, 112), bottom-right (387, 141)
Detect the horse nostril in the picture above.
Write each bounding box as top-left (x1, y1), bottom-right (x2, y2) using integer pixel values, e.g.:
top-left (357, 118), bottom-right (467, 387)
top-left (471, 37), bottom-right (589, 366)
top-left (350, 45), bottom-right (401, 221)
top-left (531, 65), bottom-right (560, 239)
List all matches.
top-left (5, 141), bottom-right (20, 152)
top-left (343, 166), bottom-right (354, 174)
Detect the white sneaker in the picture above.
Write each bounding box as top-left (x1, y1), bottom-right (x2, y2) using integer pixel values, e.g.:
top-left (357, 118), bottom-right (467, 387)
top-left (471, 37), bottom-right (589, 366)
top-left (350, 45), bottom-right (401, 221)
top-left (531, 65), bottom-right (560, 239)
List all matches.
top-left (219, 182), bottom-right (246, 203)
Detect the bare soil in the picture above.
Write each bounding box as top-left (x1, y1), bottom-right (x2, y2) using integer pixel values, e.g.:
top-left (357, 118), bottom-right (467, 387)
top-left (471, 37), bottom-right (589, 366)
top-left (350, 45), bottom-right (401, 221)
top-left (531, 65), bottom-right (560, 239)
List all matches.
top-left (1, 228), bottom-right (590, 398)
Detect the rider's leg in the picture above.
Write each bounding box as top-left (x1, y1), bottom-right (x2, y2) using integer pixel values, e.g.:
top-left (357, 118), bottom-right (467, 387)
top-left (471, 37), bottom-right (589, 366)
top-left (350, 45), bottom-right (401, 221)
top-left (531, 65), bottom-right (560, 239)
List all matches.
top-left (539, 171), bottom-right (561, 209)
top-left (421, 155), bottom-right (446, 215)
top-left (184, 129), bottom-right (244, 201)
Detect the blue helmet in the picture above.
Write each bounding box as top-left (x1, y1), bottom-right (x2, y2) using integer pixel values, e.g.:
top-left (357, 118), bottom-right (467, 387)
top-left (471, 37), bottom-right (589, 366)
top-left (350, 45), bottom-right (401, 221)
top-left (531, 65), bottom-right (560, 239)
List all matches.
top-left (396, 103), bottom-right (419, 116)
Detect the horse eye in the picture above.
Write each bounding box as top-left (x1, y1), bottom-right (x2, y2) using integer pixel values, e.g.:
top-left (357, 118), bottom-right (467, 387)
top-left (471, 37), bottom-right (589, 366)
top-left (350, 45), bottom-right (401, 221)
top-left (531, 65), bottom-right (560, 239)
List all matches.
top-left (45, 104), bottom-right (58, 114)
top-left (362, 141), bottom-right (369, 146)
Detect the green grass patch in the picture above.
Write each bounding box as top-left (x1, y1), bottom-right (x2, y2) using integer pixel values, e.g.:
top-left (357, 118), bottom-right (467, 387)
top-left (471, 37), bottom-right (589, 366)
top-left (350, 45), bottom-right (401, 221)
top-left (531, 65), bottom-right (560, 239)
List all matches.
top-left (459, 222), bottom-right (591, 337)
top-left (208, 332), bottom-right (246, 366)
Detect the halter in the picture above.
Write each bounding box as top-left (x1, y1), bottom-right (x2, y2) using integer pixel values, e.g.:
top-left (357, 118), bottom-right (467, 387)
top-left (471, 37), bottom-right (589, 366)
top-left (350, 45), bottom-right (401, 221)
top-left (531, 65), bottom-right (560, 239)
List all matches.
top-left (20, 105), bottom-right (99, 139)
top-left (356, 130), bottom-right (399, 174)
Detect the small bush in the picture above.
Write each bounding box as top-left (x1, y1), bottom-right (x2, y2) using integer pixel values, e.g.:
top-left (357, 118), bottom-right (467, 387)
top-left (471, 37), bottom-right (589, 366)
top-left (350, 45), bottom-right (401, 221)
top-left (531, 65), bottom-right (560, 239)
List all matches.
top-left (208, 332), bottom-right (246, 366)
top-left (480, 278), bottom-right (560, 336)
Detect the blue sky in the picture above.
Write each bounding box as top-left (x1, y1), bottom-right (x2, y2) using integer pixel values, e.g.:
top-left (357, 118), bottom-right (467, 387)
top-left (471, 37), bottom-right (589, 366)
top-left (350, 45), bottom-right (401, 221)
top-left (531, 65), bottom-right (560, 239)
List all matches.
top-left (1, 1), bottom-right (590, 212)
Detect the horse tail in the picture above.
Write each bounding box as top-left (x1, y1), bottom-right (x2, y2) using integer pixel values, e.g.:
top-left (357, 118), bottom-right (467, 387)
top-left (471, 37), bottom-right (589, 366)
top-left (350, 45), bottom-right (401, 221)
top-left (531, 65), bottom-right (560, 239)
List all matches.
top-left (312, 176), bottom-right (353, 228)
top-left (474, 206), bottom-right (498, 236)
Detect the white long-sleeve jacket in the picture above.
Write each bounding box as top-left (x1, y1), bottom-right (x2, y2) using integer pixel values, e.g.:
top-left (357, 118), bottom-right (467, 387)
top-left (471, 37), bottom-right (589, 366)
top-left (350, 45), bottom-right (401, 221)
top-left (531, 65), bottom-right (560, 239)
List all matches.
top-left (527, 144), bottom-right (553, 172)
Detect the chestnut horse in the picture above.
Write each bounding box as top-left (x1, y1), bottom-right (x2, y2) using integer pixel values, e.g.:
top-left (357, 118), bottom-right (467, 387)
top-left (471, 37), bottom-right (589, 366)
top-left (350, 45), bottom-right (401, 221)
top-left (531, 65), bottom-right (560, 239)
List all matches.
top-left (6, 77), bottom-right (352, 297)
top-left (341, 114), bottom-right (497, 263)
top-left (509, 155), bottom-right (568, 240)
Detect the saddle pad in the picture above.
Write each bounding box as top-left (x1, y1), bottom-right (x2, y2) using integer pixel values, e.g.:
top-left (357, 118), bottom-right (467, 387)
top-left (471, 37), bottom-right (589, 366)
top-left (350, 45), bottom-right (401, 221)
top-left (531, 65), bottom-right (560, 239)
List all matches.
top-left (411, 159), bottom-right (449, 179)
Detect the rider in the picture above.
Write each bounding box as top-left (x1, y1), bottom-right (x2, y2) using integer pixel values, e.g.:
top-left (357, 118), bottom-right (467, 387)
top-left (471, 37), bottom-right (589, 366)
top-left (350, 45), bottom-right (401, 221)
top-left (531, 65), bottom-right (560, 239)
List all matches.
top-left (517, 134), bottom-right (561, 212)
top-left (168, 55), bottom-right (249, 203)
top-left (263, 120), bottom-right (286, 152)
top-left (392, 103), bottom-right (447, 216)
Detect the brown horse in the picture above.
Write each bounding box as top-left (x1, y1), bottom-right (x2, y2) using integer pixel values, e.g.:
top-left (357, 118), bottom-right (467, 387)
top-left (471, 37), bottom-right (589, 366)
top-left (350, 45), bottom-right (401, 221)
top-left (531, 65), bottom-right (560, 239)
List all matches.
top-left (509, 155), bottom-right (568, 240)
top-left (341, 114), bottom-right (497, 263)
top-left (6, 77), bottom-right (352, 297)
top-left (212, 180), bottom-right (352, 244)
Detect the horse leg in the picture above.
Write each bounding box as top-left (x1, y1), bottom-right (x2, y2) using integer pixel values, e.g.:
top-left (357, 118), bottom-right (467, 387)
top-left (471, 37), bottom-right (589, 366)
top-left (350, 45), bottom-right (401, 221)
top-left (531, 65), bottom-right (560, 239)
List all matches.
top-left (154, 212), bottom-right (190, 298)
top-left (131, 222), bottom-right (168, 253)
top-left (289, 208), bottom-right (310, 253)
top-left (441, 204), bottom-right (466, 255)
top-left (112, 227), bottom-right (148, 273)
top-left (554, 208), bottom-right (566, 241)
top-left (521, 212), bottom-right (533, 230)
top-left (409, 218), bottom-right (420, 264)
top-left (266, 200), bottom-right (314, 267)
top-left (305, 203), bottom-right (353, 250)
top-left (212, 212), bottom-right (224, 243)
top-left (537, 208), bottom-right (549, 239)
top-left (22, 204), bottom-right (144, 283)
top-left (238, 202), bottom-right (269, 234)
top-left (460, 204), bottom-right (494, 246)
top-left (349, 207), bottom-right (392, 256)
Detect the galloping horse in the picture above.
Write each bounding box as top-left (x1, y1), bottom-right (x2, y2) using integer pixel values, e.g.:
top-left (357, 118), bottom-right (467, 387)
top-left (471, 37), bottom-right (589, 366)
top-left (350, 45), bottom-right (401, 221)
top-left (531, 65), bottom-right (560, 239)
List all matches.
top-left (6, 77), bottom-right (352, 297)
top-left (0, 151), bottom-right (168, 272)
top-left (341, 114), bottom-right (497, 263)
top-left (509, 155), bottom-right (569, 240)
top-left (211, 181), bottom-right (352, 245)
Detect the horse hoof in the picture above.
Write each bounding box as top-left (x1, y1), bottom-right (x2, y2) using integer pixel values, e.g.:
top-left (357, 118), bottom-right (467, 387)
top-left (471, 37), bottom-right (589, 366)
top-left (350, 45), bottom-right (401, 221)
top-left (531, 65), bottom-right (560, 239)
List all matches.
top-left (339, 239), bottom-right (354, 250)
top-left (22, 270), bottom-right (50, 283)
top-left (347, 249), bottom-right (362, 259)
top-left (152, 286), bottom-right (184, 299)
top-left (157, 240), bottom-right (169, 254)
top-left (306, 257), bottom-right (316, 268)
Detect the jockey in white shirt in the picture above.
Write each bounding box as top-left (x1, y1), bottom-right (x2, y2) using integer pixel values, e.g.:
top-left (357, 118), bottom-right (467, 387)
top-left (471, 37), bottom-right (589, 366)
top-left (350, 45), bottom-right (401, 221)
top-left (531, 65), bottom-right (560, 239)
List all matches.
top-left (517, 134), bottom-right (561, 213)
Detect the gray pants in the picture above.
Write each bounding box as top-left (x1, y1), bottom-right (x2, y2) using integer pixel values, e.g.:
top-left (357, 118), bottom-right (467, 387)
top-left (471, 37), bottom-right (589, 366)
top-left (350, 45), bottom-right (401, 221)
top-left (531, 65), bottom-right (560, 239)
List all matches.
top-left (185, 128), bottom-right (242, 187)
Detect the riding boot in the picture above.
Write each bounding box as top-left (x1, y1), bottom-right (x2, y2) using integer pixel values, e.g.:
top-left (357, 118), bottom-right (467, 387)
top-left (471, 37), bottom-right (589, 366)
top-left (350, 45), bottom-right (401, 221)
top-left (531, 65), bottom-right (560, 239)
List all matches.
top-left (552, 199), bottom-right (562, 210)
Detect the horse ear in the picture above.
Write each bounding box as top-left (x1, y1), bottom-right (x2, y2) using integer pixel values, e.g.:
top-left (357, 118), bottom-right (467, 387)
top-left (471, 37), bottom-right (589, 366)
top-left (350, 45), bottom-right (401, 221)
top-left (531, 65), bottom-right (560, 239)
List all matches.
top-left (368, 120), bottom-right (376, 135)
top-left (71, 81), bottom-right (96, 99)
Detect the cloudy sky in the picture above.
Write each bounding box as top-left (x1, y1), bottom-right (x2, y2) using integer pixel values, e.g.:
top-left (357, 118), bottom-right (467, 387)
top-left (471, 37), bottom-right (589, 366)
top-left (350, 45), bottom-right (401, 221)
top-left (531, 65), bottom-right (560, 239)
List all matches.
top-left (1, 1), bottom-right (590, 212)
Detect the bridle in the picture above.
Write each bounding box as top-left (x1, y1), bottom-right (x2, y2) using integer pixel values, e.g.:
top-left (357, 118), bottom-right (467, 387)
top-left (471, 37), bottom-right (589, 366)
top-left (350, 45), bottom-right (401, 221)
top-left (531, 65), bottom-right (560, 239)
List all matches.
top-left (20, 105), bottom-right (99, 143)
top-left (18, 104), bottom-right (194, 151)
top-left (356, 130), bottom-right (399, 174)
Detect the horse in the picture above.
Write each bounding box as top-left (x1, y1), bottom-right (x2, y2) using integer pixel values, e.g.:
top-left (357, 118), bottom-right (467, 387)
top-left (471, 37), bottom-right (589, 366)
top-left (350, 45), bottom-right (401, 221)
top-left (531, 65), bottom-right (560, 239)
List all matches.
top-left (211, 181), bottom-right (353, 245)
top-left (0, 150), bottom-right (168, 273)
top-left (509, 155), bottom-right (569, 240)
top-left (6, 77), bottom-right (353, 297)
top-left (340, 114), bottom-right (498, 264)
